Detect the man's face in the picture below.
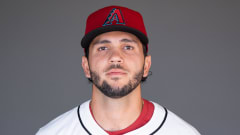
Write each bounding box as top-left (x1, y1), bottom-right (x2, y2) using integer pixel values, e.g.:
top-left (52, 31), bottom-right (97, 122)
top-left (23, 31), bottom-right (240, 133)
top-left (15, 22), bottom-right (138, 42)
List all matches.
top-left (82, 31), bottom-right (151, 98)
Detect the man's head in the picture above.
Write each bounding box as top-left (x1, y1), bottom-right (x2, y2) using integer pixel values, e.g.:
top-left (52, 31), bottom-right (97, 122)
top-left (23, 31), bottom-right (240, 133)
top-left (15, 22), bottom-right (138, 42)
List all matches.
top-left (81, 6), bottom-right (151, 98)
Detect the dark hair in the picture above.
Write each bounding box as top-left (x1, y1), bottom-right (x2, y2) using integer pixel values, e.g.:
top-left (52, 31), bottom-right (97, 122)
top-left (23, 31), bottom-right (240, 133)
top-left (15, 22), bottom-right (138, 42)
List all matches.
top-left (84, 43), bottom-right (150, 82)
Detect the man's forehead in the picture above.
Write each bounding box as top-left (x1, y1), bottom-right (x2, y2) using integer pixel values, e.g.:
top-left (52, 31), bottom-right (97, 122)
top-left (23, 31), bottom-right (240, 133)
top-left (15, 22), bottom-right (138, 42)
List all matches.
top-left (90, 31), bottom-right (140, 45)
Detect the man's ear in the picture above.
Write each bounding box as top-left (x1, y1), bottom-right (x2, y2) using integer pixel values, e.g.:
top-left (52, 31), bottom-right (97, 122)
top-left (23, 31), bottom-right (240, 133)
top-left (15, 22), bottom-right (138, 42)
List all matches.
top-left (82, 56), bottom-right (91, 78)
top-left (143, 55), bottom-right (151, 77)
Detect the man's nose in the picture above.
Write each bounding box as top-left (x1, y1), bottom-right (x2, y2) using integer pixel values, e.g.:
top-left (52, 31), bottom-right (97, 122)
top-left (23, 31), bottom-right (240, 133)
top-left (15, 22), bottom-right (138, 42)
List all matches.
top-left (109, 50), bottom-right (123, 64)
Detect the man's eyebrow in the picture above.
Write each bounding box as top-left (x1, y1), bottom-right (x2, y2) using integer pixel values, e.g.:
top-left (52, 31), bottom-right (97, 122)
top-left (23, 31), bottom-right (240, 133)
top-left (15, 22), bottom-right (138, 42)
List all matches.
top-left (92, 38), bottom-right (137, 46)
top-left (92, 40), bottom-right (111, 46)
top-left (120, 38), bottom-right (138, 44)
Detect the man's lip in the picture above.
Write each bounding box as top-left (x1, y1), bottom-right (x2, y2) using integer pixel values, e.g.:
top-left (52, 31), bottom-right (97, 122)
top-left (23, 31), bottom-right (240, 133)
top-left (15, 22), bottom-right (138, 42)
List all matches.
top-left (106, 69), bottom-right (127, 76)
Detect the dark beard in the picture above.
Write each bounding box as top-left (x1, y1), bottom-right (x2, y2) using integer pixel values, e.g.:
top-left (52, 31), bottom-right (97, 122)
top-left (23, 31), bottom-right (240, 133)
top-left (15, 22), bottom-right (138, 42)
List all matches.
top-left (90, 66), bottom-right (144, 98)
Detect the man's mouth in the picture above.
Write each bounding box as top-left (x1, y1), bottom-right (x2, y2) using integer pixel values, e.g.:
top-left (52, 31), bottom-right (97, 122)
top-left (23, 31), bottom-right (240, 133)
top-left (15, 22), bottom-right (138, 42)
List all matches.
top-left (106, 69), bottom-right (127, 76)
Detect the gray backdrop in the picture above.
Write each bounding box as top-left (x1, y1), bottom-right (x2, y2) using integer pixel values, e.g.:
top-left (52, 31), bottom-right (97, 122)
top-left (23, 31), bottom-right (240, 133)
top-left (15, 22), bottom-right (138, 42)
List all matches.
top-left (1, 0), bottom-right (239, 135)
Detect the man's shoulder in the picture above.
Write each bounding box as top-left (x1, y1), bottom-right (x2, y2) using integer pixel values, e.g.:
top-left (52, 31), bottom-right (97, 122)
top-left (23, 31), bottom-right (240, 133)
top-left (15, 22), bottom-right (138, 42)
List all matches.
top-left (151, 101), bottom-right (201, 135)
top-left (35, 101), bottom-right (91, 135)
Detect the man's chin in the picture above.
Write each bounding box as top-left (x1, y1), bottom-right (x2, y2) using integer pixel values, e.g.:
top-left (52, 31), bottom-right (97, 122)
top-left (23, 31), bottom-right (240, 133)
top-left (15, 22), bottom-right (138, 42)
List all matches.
top-left (106, 77), bottom-right (128, 84)
top-left (104, 83), bottom-right (127, 90)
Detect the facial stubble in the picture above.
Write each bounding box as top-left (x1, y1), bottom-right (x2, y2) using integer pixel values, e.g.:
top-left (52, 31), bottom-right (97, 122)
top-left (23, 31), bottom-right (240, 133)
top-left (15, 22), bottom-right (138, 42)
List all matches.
top-left (90, 65), bottom-right (144, 98)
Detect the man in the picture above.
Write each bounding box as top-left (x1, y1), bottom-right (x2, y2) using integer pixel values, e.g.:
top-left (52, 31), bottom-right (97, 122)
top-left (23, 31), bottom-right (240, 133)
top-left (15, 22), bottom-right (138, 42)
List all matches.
top-left (36, 5), bottom-right (201, 135)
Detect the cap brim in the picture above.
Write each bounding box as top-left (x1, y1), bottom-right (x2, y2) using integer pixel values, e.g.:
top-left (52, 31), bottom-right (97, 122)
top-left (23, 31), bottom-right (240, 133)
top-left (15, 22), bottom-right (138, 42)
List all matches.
top-left (81, 25), bottom-right (148, 48)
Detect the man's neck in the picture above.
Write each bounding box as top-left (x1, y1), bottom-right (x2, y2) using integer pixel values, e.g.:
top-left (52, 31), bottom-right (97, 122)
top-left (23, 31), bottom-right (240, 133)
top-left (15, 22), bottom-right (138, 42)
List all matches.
top-left (90, 85), bottom-right (143, 131)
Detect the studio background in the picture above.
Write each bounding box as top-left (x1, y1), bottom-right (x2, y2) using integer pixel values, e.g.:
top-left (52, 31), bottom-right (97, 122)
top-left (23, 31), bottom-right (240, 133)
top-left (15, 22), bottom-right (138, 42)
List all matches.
top-left (1, 0), bottom-right (239, 135)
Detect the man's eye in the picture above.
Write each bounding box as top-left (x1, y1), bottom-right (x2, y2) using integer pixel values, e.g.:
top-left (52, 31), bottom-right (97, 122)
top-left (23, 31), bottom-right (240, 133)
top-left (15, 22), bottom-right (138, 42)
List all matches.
top-left (124, 46), bottom-right (134, 50)
top-left (98, 47), bottom-right (108, 51)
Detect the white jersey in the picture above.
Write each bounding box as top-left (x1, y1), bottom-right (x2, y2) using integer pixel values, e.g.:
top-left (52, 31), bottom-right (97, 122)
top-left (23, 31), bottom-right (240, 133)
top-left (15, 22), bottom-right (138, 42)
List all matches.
top-left (36, 100), bottom-right (200, 135)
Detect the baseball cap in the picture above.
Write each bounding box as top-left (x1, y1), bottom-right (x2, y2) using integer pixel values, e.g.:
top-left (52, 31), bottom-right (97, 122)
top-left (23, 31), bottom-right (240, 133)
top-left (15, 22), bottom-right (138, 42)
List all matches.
top-left (81, 5), bottom-right (149, 52)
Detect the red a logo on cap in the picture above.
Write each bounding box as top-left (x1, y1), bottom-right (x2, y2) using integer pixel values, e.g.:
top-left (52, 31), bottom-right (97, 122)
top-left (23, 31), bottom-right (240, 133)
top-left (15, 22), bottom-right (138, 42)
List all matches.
top-left (103, 8), bottom-right (125, 26)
